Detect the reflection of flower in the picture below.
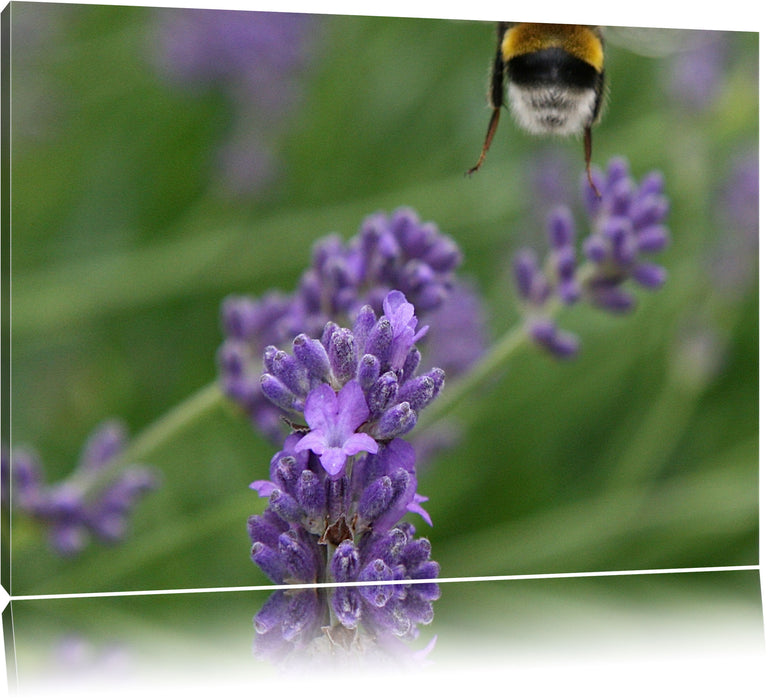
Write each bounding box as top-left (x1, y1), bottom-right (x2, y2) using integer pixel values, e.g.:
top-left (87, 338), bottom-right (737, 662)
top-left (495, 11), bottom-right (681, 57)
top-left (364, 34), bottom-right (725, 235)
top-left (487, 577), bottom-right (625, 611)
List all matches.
top-left (250, 526), bottom-right (440, 666)
top-left (246, 291), bottom-right (440, 665)
top-left (1, 421), bottom-right (158, 556)
top-left (514, 158), bottom-right (670, 358)
top-left (151, 8), bottom-right (323, 198)
top-left (330, 523), bottom-right (440, 641)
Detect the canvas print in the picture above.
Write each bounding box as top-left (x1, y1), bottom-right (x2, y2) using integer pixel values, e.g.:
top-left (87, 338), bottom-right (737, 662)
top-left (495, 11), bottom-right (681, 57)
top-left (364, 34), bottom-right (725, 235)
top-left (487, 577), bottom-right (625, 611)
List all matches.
top-left (1, 1), bottom-right (761, 692)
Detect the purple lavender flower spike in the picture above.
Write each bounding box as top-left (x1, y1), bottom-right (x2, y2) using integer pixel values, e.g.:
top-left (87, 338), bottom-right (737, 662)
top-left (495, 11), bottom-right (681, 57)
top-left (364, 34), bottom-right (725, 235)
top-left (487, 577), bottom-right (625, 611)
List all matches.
top-left (513, 157), bottom-right (670, 358)
top-left (3, 421), bottom-right (158, 556)
top-left (247, 287), bottom-right (442, 662)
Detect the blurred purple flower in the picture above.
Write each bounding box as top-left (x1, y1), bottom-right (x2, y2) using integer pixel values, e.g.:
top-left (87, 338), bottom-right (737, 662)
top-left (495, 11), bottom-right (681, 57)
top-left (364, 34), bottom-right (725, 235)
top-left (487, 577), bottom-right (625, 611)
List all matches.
top-left (513, 157), bottom-right (671, 358)
top-left (151, 8), bottom-right (323, 198)
top-left (2, 421), bottom-right (158, 556)
top-left (709, 148), bottom-right (759, 295)
top-left (665, 31), bottom-right (730, 112)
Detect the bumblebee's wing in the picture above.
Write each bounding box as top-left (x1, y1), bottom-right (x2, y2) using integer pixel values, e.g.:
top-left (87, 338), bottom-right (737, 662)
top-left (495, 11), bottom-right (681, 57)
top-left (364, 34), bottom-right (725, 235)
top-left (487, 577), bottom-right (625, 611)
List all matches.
top-left (604, 26), bottom-right (721, 57)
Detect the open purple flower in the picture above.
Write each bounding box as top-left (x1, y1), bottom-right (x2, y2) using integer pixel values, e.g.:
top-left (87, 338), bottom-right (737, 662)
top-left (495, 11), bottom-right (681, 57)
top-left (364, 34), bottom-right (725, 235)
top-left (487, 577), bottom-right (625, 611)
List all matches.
top-left (382, 290), bottom-right (429, 370)
top-left (294, 381), bottom-right (379, 476)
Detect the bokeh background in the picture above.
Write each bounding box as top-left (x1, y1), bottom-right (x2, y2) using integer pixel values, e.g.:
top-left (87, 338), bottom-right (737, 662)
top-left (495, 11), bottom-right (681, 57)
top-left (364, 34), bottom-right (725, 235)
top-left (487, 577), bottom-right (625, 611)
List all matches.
top-left (3, 0), bottom-right (760, 680)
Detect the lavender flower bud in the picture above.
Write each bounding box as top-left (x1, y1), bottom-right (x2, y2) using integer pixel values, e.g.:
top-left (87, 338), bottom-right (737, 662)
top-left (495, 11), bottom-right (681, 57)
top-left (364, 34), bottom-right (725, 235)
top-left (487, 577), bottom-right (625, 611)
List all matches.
top-left (353, 304), bottom-right (378, 355)
top-left (280, 590), bottom-right (321, 642)
top-left (632, 262), bottom-right (668, 289)
top-left (358, 476), bottom-right (393, 523)
top-left (292, 334), bottom-right (331, 384)
top-left (359, 559), bottom-right (394, 607)
top-left (367, 371), bottom-right (399, 414)
top-left (513, 249), bottom-right (550, 306)
top-left (251, 541), bottom-right (287, 585)
top-left (528, 319), bottom-right (580, 359)
top-left (331, 539), bottom-right (360, 582)
top-left (374, 403), bottom-right (417, 441)
top-left (296, 469), bottom-right (326, 525)
top-left (396, 375), bottom-right (436, 412)
top-left (331, 586), bottom-right (362, 629)
top-left (277, 530), bottom-right (318, 582)
top-left (356, 353), bottom-right (381, 391)
top-left (365, 317), bottom-right (394, 370)
top-left (328, 327), bottom-right (357, 384)
top-left (268, 489), bottom-right (305, 524)
top-left (260, 373), bottom-right (305, 413)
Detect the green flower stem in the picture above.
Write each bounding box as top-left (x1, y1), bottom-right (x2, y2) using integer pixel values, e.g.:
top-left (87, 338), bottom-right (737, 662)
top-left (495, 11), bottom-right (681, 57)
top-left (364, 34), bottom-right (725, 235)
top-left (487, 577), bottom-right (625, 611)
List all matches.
top-left (417, 291), bottom-right (572, 434)
top-left (416, 319), bottom-right (531, 434)
top-left (69, 381), bottom-right (226, 496)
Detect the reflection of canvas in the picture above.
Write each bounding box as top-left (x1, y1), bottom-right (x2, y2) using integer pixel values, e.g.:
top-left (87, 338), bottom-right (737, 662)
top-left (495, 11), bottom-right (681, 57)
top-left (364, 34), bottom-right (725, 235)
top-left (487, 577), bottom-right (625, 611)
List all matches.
top-left (2, 1), bottom-right (760, 687)
top-left (4, 572), bottom-right (765, 692)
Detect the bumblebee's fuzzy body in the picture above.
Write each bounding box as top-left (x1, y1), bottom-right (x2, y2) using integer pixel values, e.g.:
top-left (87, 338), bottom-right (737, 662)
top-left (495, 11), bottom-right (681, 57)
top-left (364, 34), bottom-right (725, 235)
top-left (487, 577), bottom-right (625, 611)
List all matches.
top-left (468, 22), bottom-right (605, 191)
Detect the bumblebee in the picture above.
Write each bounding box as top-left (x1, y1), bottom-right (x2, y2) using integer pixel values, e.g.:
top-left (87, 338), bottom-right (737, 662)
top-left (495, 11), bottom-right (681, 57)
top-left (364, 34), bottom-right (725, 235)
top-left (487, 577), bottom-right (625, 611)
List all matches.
top-left (467, 22), bottom-right (606, 193)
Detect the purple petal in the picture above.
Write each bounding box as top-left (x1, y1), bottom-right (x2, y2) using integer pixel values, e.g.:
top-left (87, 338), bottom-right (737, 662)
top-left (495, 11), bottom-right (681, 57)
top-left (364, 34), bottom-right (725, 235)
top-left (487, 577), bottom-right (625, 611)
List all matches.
top-left (336, 380), bottom-right (370, 431)
top-left (319, 447), bottom-right (347, 476)
top-left (408, 494), bottom-right (433, 527)
top-left (342, 432), bottom-right (379, 457)
top-left (294, 430), bottom-right (329, 455)
top-left (249, 480), bottom-right (276, 497)
top-left (302, 383), bottom-right (338, 433)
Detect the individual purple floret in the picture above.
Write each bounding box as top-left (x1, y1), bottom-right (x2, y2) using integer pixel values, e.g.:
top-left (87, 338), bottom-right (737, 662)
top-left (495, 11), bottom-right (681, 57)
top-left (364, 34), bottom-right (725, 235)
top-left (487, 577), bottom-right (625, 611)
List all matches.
top-left (2, 421), bottom-right (158, 556)
top-left (219, 208), bottom-right (460, 442)
top-left (513, 157), bottom-right (670, 358)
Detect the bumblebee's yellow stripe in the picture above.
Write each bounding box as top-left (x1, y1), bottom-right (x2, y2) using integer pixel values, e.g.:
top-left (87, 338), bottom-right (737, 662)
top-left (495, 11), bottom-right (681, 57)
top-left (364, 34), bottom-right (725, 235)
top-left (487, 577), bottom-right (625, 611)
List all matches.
top-left (501, 24), bottom-right (604, 72)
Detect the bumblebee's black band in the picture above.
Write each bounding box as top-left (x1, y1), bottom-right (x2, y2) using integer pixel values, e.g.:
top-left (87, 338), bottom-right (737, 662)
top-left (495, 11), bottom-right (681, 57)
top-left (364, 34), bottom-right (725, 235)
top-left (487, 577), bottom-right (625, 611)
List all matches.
top-left (506, 47), bottom-right (600, 90)
top-left (488, 23), bottom-right (508, 109)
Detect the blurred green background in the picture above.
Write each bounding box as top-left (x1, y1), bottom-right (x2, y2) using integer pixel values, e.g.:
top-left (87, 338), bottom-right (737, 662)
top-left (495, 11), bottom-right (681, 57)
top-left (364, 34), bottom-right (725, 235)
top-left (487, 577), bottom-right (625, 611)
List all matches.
top-left (5, 0), bottom-right (758, 616)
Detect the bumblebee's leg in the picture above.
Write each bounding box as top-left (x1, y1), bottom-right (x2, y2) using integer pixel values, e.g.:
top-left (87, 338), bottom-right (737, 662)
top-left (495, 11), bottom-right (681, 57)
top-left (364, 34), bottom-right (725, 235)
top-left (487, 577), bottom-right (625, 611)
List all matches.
top-left (466, 109), bottom-right (501, 176)
top-left (584, 126), bottom-right (601, 198)
top-left (466, 23), bottom-right (507, 176)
